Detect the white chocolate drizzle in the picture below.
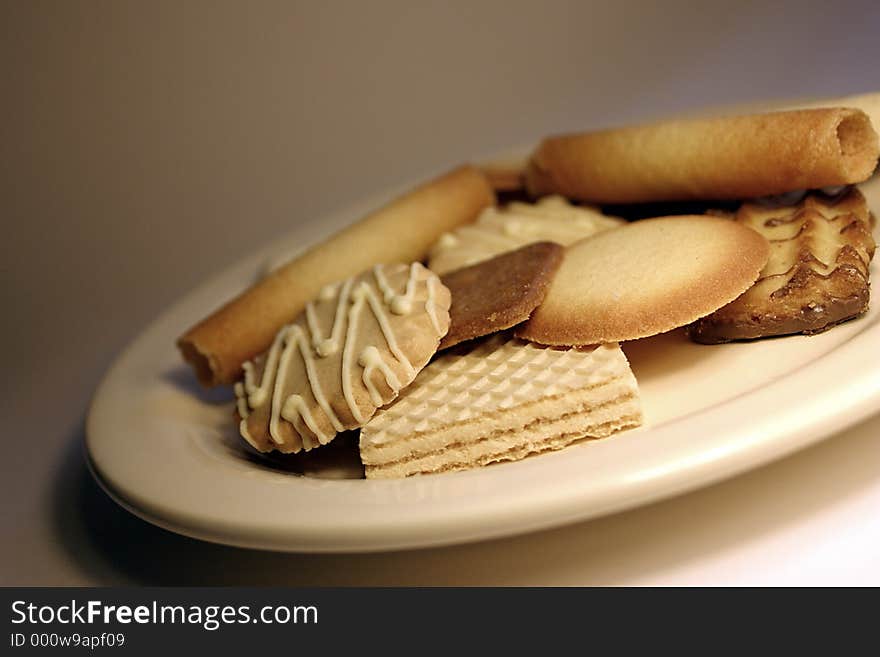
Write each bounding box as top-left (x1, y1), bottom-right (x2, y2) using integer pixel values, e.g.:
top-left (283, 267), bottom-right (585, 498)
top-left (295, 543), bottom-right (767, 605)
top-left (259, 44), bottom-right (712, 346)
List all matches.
top-left (268, 324), bottom-right (345, 446)
top-left (374, 263), bottom-right (419, 315)
top-left (234, 381), bottom-right (258, 449)
top-left (425, 276), bottom-right (441, 334)
top-left (241, 328), bottom-right (285, 408)
top-left (359, 346), bottom-right (402, 406)
top-left (305, 277), bottom-right (353, 357)
top-left (281, 394), bottom-right (326, 448)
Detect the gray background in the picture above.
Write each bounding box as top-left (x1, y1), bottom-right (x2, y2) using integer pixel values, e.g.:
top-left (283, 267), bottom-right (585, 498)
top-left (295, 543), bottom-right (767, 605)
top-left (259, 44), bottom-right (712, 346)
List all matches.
top-left (3, 0), bottom-right (879, 585)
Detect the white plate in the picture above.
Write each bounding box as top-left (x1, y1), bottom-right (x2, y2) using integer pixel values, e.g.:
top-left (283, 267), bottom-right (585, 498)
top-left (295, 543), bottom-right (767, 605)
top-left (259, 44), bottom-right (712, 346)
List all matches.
top-left (86, 170), bottom-right (880, 553)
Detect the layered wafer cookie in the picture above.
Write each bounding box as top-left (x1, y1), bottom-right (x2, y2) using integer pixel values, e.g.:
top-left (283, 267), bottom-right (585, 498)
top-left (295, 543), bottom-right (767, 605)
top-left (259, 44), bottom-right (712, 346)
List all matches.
top-left (689, 188), bottom-right (875, 343)
top-left (360, 335), bottom-right (643, 478)
top-left (427, 195), bottom-right (622, 275)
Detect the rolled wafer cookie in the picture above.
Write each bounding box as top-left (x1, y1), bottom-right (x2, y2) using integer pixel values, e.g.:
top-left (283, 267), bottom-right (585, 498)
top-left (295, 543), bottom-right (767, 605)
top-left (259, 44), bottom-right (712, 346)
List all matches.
top-left (360, 335), bottom-right (642, 478)
top-left (689, 188), bottom-right (875, 343)
top-left (235, 263), bottom-right (450, 454)
top-left (525, 108), bottom-right (880, 204)
top-left (178, 165), bottom-right (494, 386)
top-left (478, 160), bottom-right (526, 192)
top-left (788, 92), bottom-right (880, 137)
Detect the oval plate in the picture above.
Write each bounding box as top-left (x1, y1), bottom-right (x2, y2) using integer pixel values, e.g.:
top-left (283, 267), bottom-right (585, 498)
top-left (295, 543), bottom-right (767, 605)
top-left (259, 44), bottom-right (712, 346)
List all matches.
top-left (86, 168), bottom-right (880, 553)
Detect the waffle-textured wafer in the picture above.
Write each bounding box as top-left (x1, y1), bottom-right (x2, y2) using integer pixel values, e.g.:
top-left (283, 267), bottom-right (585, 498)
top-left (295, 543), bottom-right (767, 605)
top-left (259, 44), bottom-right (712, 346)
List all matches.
top-left (689, 188), bottom-right (876, 343)
top-left (427, 195), bottom-right (622, 275)
top-left (235, 263), bottom-right (450, 454)
top-left (359, 335), bottom-right (642, 478)
top-left (439, 242), bottom-right (564, 350)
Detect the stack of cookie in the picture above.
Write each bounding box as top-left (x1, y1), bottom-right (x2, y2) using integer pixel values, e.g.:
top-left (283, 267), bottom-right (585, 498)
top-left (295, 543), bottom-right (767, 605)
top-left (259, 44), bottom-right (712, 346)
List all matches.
top-left (522, 106), bottom-right (878, 344)
top-left (178, 99), bottom-right (879, 479)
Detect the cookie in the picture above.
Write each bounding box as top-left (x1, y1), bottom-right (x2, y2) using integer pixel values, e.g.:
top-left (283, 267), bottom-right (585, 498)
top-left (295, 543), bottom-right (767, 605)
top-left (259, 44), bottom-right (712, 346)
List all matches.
top-left (689, 188), bottom-right (875, 343)
top-left (788, 92), bottom-right (880, 138)
top-left (516, 215), bottom-right (770, 345)
top-left (360, 335), bottom-right (642, 478)
top-left (479, 160), bottom-right (526, 192)
top-left (439, 242), bottom-right (564, 350)
top-left (427, 195), bottom-right (622, 275)
top-left (525, 108), bottom-right (879, 204)
top-left (234, 263), bottom-right (451, 453)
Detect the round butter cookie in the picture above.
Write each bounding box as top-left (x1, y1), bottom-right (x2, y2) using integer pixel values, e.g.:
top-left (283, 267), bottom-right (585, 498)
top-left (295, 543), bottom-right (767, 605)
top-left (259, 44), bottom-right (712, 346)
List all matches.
top-left (516, 216), bottom-right (769, 345)
top-left (235, 263), bottom-right (451, 454)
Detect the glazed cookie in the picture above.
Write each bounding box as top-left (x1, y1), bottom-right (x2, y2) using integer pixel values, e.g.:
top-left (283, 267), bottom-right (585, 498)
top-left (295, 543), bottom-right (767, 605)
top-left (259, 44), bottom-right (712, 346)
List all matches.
top-left (235, 263), bottom-right (451, 454)
top-left (689, 188), bottom-right (875, 343)
top-left (427, 195), bottom-right (622, 275)
top-left (439, 242), bottom-right (564, 350)
top-left (516, 216), bottom-right (770, 345)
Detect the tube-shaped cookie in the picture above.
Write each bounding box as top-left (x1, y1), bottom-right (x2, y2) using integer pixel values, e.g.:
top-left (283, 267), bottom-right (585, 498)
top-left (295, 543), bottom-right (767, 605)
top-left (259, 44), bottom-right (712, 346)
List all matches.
top-left (789, 92), bottom-right (880, 136)
top-left (178, 165), bottom-right (495, 386)
top-left (526, 108), bottom-right (879, 203)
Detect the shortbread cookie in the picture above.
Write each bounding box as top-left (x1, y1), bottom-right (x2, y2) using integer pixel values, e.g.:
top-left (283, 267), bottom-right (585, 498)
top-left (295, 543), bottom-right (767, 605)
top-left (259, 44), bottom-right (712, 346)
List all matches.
top-left (689, 188), bottom-right (875, 343)
top-left (235, 263), bottom-right (451, 454)
top-left (439, 242), bottom-right (564, 350)
top-left (427, 195), bottom-right (622, 275)
top-left (180, 165), bottom-right (493, 386)
top-left (526, 108), bottom-right (880, 203)
top-left (516, 216), bottom-right (770, 345)
top-left (360, 335), bottom-right (642, 478)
